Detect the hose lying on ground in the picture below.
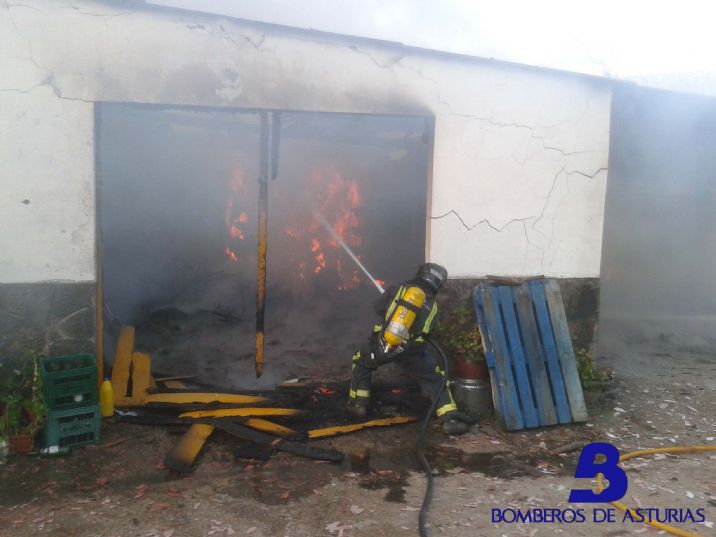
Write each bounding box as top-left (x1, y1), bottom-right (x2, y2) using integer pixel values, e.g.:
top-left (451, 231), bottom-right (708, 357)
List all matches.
top-left (417, 339), bottom-right (716, 537)
top-left (596, 445), bottom-right (716, 537)
top-left (417, 336), bottom-right (451, 537)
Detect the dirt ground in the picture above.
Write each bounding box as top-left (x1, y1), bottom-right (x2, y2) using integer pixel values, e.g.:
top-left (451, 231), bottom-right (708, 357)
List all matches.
top-left (1, 352), bottom-right (715, 537)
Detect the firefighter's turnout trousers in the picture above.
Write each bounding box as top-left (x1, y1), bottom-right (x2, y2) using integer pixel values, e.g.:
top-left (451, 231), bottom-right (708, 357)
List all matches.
top-left (349, 343), bottom-right (458, 419)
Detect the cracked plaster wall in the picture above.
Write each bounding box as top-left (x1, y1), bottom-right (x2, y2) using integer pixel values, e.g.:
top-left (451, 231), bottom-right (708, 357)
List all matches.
top-left (0, 86), bottom-right (94, 283)
top-left (0, 0), bottom-right (611, 284)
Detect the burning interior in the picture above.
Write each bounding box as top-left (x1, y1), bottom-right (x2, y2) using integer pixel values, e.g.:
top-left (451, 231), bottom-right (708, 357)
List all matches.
top-left (98, 104), bottom-right (431, 388)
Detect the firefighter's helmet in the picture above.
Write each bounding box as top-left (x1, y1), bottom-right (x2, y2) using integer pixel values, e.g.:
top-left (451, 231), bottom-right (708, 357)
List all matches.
top-left (415, 263), bottom-right (448, 293)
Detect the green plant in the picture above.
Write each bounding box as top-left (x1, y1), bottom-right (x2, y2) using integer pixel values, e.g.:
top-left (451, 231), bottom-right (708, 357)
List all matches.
top-left (575, 348), bottom-right (610, 389)
top-left (0, 395), bottom-right (22, 436)
top-left (436, 307), bottom-right (485, 363)
top-left (0, 353), bottom-right (47, 437)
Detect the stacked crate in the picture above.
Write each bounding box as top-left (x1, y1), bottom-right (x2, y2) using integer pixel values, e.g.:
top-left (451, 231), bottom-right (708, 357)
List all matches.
top-left (40, 354), bottom-right (101, 449)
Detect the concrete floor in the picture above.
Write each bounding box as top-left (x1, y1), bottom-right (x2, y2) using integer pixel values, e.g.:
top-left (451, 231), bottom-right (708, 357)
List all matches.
top-left (1, 352), bottom-right (714, 537)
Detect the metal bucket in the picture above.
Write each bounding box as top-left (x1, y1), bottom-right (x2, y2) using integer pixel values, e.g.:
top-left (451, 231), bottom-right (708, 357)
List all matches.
top-left (452, 378), bottom-right (493, 419)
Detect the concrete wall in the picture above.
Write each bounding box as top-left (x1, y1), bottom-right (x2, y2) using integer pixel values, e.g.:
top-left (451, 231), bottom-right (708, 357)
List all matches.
top-left (0, 87), bottom-right (95, 283)
top-left (0, 0), bottom-right (612, 355)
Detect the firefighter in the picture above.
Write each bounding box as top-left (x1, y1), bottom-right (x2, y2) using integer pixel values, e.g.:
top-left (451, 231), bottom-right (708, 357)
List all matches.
top-left (347, 263), bottom-right (471, 435)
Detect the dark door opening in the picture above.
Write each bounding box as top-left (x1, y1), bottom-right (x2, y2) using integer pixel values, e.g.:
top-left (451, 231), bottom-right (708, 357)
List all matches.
top-left (97, 104), bottom-right (431, 388)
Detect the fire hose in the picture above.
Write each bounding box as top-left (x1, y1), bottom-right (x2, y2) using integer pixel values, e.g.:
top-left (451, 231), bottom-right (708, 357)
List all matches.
top-left (315, 207), bottom-right (716, 536)
top-left (595, 445), bottom-right (716, 537)
top-left (313, 209), bottom-right (458, 536)
top-left (419, 335), bottom-right (450, 537)
top-left (413, 351), bottom-right (716, 537)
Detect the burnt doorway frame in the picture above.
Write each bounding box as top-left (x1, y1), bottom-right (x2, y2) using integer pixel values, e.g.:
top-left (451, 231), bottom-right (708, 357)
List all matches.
top-left (93, 101), bottom-right (435, 383)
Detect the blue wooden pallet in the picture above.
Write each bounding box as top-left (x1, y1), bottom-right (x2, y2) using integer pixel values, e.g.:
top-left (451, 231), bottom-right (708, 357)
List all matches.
top-left (472, 279), bottom-right (587, 430)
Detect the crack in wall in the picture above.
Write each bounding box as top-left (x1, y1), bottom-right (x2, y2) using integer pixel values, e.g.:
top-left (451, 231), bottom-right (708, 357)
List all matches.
top-left (454, 112), bottom-right (602, 161)
top-left (520, 219), bottom-right (547, 274)
top-left (448, 90), bottom-right (595, 132)
top-left (431, 163), bottom-right (607, 273)
top-left (532, 165), bottom-right (607, 270)
top-left (393, 58), bottom-right (454, 110)
top-left (430, 209), bottom-right (533, 233)
top-left (348, 45), bottom-right (403, 69)
top-left (3, 3), bottom-right (272, 103)
top-left (7, 2), bottom-right (130, 18)
top-left (208, 19), bottom-right (268, 50)
top-left (222, 31), bottom-right (269, 53)
top-left (430, 166), bottom-right (606, 236)
top-left (349, 45), bottom-right (453, 110)
top-left (6, 6), bottom-right (53, 77)
top-left (0, 1), bottom-right (609, 280)
top-left (0, 79), bottom-right (48, 94)
top-left (0, 76), bottom-right (94, 104)
top-left (568, 167), bottom-right (608, 179)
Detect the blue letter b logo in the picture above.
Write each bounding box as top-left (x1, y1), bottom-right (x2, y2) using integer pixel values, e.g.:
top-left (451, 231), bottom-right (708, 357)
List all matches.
top-left (568, 442), bottom-right (628, 503)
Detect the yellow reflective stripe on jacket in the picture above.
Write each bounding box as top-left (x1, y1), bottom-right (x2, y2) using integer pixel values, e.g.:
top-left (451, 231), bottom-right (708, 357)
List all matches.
top-left (436, 403), bottom-right (457, 416)
top-left (383, 285), bottom-right (406, 324)
top-left (422, 303), bottom-right (439, 334)
top-left (415, 303), bottom-right (438, 341)
top-left (447, 386), bottom-right (456, 405)
top-left (349, 388), bottom-right (371, 399)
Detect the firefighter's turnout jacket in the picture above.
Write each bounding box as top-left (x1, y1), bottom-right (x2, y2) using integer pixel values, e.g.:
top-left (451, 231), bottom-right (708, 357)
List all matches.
top-left (348, 280), bottom-right (458, 418)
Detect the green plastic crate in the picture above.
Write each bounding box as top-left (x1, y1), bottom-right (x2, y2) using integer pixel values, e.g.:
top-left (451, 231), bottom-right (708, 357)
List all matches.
top-left (43, 404), bottom-right (101, 449)
top-left (40, 354), bottom-right (98, 410)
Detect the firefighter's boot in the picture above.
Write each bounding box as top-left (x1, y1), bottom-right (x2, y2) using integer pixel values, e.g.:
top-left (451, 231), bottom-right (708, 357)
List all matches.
top-left (440, 415), bottom-right (469, 435)
top-left (347, 400), bottom-right (368, 419)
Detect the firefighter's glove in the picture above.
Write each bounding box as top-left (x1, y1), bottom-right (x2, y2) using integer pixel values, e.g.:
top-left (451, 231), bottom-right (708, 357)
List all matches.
top-left (358, 348), bottom-right (397, 369)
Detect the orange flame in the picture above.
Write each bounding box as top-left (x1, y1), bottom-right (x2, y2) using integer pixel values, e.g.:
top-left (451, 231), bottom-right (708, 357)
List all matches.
top-left (229, 226), bottom-right (244, 240)
top-left (311, 238), bottom-right (327, 274)
top-left (222, 164), bottom-right (369, 290)
top-left (284, 225), bottom-right (301, 239)
top-left (224, 247), bottom-right (239, 262)
top-left (224, 169), bottom-right (247, 263)
top-left (297, 166), bottom-right (364, 289)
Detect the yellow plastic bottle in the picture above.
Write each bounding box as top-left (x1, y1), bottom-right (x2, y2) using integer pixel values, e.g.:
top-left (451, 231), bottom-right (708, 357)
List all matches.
top-left (383, 286), bottom-right (426, 347)
top-left (99, 378), bottom-right (114, 417)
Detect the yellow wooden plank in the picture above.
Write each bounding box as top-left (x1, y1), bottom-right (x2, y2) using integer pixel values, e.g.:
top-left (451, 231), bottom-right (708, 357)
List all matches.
top-left (165, 423), bottom-right (215, 472)
top-left (179, 407), bottom-right (300, 419)
top-left (243, 418), bottom-right (303, 439)
top-left (155, 375), bottom-right (196, 382)
top-left (308, 416), bottom-right (417, 439)
top-left (162, 380), bottom-right (188, 389)
top-left (145, 392), bottom-right (269, 405)
top-left (111, 326), bottom-right (135, 406)
top-left (132, 352), bottom-right (151, 402)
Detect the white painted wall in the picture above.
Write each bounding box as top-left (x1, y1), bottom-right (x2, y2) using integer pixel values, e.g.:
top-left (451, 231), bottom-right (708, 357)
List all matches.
top-left (0, 87), bottom-right (95, 282)
top-left (430, 72), bottom-right (610, 277)
top-left (0, 0), bottom-right (611, 283)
